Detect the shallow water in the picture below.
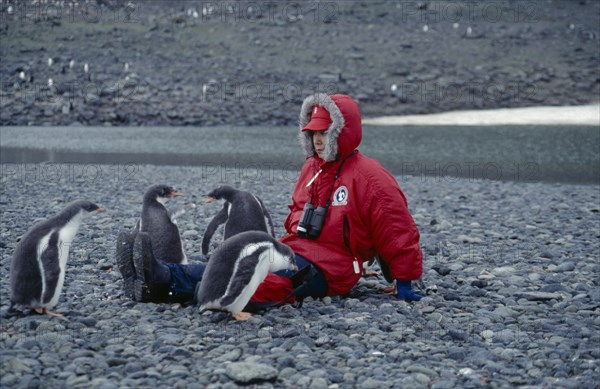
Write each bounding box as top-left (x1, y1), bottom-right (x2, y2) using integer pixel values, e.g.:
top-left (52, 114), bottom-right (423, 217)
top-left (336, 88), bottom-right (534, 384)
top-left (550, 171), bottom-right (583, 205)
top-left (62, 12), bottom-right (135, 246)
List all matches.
top-left (1, 125), bottom-right (598, 184)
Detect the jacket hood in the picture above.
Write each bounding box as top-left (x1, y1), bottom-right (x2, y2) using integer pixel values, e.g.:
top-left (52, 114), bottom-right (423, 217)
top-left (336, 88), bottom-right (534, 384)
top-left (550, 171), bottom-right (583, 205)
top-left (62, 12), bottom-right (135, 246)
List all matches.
top-left (298, 94), bottom-right (362, 162)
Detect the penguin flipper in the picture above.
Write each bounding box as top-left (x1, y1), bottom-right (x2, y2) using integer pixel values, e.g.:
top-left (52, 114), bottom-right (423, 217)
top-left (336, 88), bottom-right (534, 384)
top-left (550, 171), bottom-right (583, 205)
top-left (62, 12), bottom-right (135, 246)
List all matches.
top-left (133, 219), bottom-right (141, 235)
top-left (201, 204), bottom-right (229, 255)
top-left (289, 264), bottom-right (313, 288)
top-left (40, 233), bottom-right (61, 305)
top-left (257, 197), bottom-right (276, 237)
top-left (219, 246), bottom-right (268, 310)
top-left (376, 255), bottom-right (395, 283)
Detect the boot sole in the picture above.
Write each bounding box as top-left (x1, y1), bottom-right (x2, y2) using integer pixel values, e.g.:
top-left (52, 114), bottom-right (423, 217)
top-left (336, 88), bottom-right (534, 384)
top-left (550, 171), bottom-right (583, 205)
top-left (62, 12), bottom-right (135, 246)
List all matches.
top-left (116, 231), bottom-right (136, 300)
top-left (133, 234), bottom-right (150, 302)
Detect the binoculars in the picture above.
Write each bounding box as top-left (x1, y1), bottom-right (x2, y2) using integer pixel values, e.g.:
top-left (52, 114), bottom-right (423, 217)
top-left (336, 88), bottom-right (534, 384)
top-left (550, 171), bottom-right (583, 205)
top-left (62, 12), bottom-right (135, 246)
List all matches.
top-left (296, 202), bottom-right (328, 240)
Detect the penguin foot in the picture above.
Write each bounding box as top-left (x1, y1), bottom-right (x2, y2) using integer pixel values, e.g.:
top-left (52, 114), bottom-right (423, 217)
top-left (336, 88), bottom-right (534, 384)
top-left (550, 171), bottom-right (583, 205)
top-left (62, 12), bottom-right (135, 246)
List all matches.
top-left (33, 307), bottom-right (64, 317)
top-left (45, 310), bottom-right (64, 318)
top-left (232, 312), bottom-right (252, 321)
top-left (382, 285), bottom-right (397, 295)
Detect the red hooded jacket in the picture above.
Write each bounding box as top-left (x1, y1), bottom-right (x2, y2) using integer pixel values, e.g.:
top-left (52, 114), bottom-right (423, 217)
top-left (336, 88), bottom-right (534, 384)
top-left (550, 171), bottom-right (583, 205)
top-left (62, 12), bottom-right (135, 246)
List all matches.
top-left (252, 94), bottom-right (422, 301)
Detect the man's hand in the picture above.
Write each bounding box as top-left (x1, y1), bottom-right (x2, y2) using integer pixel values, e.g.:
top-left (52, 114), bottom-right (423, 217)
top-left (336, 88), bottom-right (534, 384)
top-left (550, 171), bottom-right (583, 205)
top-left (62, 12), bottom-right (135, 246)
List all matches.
top-left (396, 280), bottom-right (423, 302)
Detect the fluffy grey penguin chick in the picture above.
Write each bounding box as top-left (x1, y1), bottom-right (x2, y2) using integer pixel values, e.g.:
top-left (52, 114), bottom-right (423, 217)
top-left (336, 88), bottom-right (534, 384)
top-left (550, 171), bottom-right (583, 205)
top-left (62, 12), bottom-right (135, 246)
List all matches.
top-left (196, 231), bottom-right (297, 321)
top-left (202, 185), bottom-right (275, 256)
top-left (10, 200), bottom-right (104, 317)
top-left (134, 184), bottom-right (188, 264)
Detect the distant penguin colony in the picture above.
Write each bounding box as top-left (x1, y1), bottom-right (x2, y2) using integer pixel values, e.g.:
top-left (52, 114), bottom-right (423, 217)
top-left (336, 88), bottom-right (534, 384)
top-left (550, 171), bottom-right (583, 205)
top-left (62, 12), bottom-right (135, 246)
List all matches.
top-left (10, 201), bottom-right (104, 316)
top-left (196, 231), bottom-right (297, 321)
top-left (134, 184), bottom-right (188, 264)
top-left (201, 185), bottom-right (275, 256)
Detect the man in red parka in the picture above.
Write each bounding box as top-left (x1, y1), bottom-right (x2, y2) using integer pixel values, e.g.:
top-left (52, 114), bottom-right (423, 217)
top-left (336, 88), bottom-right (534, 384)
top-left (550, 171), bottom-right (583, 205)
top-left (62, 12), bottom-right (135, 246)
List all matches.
top-left (251, 93), bottom-right (423, 303)
top-left (117, 93), bottom-right (423, 305)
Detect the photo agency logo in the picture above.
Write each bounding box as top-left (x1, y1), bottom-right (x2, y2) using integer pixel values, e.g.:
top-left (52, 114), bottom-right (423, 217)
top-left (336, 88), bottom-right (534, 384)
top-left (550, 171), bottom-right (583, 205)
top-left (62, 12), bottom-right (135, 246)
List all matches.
top-left (196, 1), bottom-right (339, 24)
top-left (389, 82), bottom-right (538, 105)
top-left (431, 239), bottom-right (544, 266)
top-left (398, 162), bottom-right (541, 183)
top-left (199, 163), bottom-right (302, 185)
top-left (410, 320), bottom-right (530, 345)
top-left (0, 163), bottom-right (141, 184)
top-left (396, 1), bottom-right (540, 24)
top-left (0, 322), bottom-right (131, 345)
top-left (199, 81), bottom-right (339, 104)
top-left (0, 0), bottom-right (140, 25)
top-left (198, 321), bottom-right (327, 341)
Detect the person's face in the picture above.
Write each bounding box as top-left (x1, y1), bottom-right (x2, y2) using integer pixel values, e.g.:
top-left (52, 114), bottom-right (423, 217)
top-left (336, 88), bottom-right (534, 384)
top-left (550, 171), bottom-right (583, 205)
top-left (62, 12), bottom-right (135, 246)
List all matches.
top-left (312, 130), bottom-right (327, 159)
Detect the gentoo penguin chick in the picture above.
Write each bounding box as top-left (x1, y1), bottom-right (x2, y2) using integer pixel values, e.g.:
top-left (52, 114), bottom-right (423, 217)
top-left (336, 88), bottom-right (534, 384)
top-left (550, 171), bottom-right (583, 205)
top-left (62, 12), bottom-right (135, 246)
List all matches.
top-left (196, 231), bottom-right (297, 321)
top-left (134, 184), bottom-right (188, 264)
top-left (10, 200), bottom-right (104, 316)
top-left (201, 185), bottom-right (275, 256)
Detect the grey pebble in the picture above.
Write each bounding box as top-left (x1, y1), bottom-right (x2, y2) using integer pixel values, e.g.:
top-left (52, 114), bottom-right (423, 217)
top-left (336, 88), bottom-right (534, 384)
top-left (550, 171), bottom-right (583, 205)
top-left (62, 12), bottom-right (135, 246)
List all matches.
top-left (515, 291), bottom-right (563, 301)
top-left (106, 358), bottom-right (127, 367)
top-left (443, 293), bottom-right (461, 301)
top-left (432, 264), bottom-right (451, 276)
top-left (278, 367), bottom-right (297, 380)
top-left (225, 362), bottom-right (278, 383)
top-left (360, 377), bottom-right (389, 389)
top-left (124, 362), bottom-right (143, 373)
top-left (554, 262), bottom-right (576, 272)
top-left (407, 365), bottom-right (439, 379)
top-left (79, 317), bottom-right (97, 327)
top-left (214, 348), bottom-right (242, 363)
top-left (471, 280), bottom-right (488, 288)
top-left (309, 377), bottom-right (329, 389)
top-left (431, 380), bottom-right (458, 389)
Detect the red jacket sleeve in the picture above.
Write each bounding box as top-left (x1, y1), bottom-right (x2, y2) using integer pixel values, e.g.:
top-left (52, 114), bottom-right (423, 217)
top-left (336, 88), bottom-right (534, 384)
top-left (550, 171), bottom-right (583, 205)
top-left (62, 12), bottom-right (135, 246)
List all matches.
top-left (360, 165), bottom-right (423, 281)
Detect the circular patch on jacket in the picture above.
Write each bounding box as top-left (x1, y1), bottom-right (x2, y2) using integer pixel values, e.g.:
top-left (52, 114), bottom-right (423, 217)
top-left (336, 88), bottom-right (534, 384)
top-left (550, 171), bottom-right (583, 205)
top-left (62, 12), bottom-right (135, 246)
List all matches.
top-left (333, 186), bottom-right (348, 206)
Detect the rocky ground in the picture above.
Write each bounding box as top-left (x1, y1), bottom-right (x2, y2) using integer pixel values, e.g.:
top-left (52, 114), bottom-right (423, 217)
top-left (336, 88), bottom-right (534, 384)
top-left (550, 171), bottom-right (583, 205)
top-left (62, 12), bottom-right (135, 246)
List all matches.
top-left (0, 163), bottom-right (598, 388)
top-left (1, 1), bottom-right (599, 388)
top-left (1, 0), bottom-right (599, 126)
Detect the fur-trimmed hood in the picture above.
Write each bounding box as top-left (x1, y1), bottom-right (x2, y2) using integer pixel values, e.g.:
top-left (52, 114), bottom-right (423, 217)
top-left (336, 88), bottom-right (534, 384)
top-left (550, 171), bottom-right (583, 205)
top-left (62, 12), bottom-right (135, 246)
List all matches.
top-left (298, 94), bottom-right (362, 162)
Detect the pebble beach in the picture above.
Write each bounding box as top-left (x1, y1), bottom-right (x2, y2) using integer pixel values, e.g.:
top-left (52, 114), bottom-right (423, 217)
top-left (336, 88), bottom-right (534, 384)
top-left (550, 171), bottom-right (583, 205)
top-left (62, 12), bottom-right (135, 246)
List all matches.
top-left (0, 160), bottom-right (598, 388)
top-left (1, 0), bottom-right (599, 387)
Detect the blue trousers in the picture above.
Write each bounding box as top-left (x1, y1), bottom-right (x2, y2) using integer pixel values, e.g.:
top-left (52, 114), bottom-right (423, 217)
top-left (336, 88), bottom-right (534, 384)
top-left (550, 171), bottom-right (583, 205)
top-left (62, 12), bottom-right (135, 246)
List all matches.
top-left (164, 255), bottom-right (328, 302)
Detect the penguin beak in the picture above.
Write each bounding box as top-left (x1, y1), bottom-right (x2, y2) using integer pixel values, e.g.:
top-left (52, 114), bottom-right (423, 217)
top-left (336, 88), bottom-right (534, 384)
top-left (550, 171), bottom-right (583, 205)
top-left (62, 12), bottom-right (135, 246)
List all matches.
top-left (168, 191), bottom-right (182, 198)
top-left (96, 208), bottom-right (105, 213)
top-left (205, 197), bottom-right (217, 203)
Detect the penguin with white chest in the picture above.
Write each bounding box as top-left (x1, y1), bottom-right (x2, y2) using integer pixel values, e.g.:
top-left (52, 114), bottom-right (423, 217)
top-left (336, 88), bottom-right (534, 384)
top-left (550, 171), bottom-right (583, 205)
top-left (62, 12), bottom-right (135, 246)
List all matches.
top-left (134, 184), bottom-right (188, 264)
top-left (10, 200), bottom-right (105, 317)
top-left (201, 185), bottom-right (275, 256)
top-left (196, 231), bottom-right (297, 321)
